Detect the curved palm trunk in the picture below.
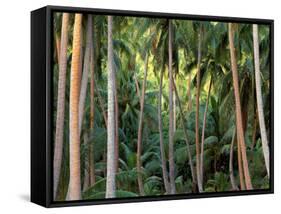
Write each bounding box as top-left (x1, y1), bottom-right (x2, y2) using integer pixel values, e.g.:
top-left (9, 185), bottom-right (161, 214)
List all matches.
top-left (53, 13), bottom-right (69, 200)
top-left (228, 23), bottom-right (253, 190)
top-left (158, 64), bottom-right (171, 194)
top-left (69, 13), bottom-right (83, 200)
top-left (229, 129), bottom-right (239, 190)
top-left (172, 76), bottom-right (196, 186)
top-left (89, 40), bottom-right (96, 186)
top-left (200, 77), bottom-right (212, 189)
top-left (78, 15), bottom-right (92, 135)
top-left (195, 25), bottom-right (203, 193)
top-left (137, 53), bottom-right (149, 196)
top-left (168, 20), bottom-right (176, 194)
top-left (253, 24), bottom-right (270, 177)
top-left (106, 16), bottom-right (116, 198)
top-left (237, 134), bottom-right (245, 190)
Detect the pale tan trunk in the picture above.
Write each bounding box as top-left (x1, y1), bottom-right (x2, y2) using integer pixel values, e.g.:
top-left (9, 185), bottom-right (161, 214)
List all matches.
top-left (158, 64), bottom-right (171, 194)
top-left (78, 15), bottom-right (92, 135)
top-left (253, 24), bottom-right (270, 177)
top-left (195, 25), bottom-right (203, 192)
top-left (106, 16), bottom-right (116, 198)
top-left (237, 134), bottom-right (245, 190)
top-left (53, 13), bottom-right (69, 200)
top-left (137, 53), bottom-right (149, 196)
top-left (200, 77), bottom-right (212, 189)
top-left (69, 13), bottom-right (83, 200)
top-left (228, 23), bottom-right (253, 190)
top-left (55, 33), bottom-right (61, 64)
top-left (168, 20), bottom-right (176, 194)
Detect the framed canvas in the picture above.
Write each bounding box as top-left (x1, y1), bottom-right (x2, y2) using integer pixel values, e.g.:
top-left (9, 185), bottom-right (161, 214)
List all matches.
top-left (31, 5), bottom-right (274, 208)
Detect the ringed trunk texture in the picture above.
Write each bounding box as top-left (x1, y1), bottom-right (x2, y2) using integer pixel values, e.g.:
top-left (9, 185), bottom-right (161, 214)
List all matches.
top-left (168, 20), bottom-right (176, 194)
top-left (228, 23), bottom-right (253, 190)
top-left (137, 53), bottom-right (149, 196)
top-left (69, 13), bottom-right (83, 200)
top-left (53, 13), bottom-right (69, 200)
top-left (78, 15), bottom-right (92, 135)
top-left (253, 24), bottom-right (270, 177)
top-left (158, 64), bottom-right (171, 194)
top-left (200, 76), bottom-right (212, 188)
top-left (195, 25), bottom-right (203, 192)
top-left (106, 16), bottom-right (116, 198)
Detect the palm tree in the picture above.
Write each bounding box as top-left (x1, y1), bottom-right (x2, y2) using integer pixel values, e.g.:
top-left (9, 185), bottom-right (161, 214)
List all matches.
top-left (79, 15), bottom-right (92, 135)
top-left (195, 24), bottom-right (203, 192)
top-left (253, 24), bottom-right (270, 177)
top-left (200, 76), bottom-right (212, 187)
top-left (168, 19), bottom-right (176, 194)
top-left (53, 13), bottom-right (69, 200)
top-left (228, 23), bottom-right (253, 190)
top-left (158, 63), bottom-right (171, 194)
top-left (69, 13), bottom-right (83, 200)
top-left (106, 15), bottom-right (116, 198)
top-left (136, 53), bottom-right (149, 196)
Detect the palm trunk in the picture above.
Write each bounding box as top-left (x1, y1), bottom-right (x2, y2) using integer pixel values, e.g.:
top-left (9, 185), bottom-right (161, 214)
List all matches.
top-left (55, 33), bottom-right (61, 64)
top-left (228, 23), bottom-right (253, 190)
top-left (69, 13), bottom-right (83, 200)
top-left (168, 20), bottom-right (176, 194)
top-left (158, 64), bottom-right (171, 194)
top-left (200, 77), bottom-right (212, 189)
top-left (253, 24), bottom-right (270, 177)
top-left (172, 76), bottom-right (196, 186)
top-left (237, 134), bottom-right (245, 190)
top-left (53, 13), bottom-right (69, 200)
top-left (229, 129), bottom-right (239, 190)
top-left (89, 39), bottom-right (96, 186)
top-left (114, 86), bottom-right (119, 174)
top-left (106, 16), bottom-right (116, 198)
top-left (137, 53), bottom-right (149, 196)
top-left (78, 15), bottom-right (92, 135)
top-left (195, 25), bottom-right (203, 193)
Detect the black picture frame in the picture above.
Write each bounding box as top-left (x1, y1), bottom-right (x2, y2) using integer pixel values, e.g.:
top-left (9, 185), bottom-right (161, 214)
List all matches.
top-left (31, 5), bottom-right (274, 208)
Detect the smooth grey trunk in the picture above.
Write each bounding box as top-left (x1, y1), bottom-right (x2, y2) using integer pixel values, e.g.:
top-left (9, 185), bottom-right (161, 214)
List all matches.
top-left (78, 15), bottom-right (92, 135)
top-left (158, 64), bottom-right (171, 194)
top-left (106, 16), bottom-right (116, 198)
top-left (253, 24), bottom-right (270, 177)
top-left (229, 129), bottom-right (239, 190)
top-left (172, 76), bottom-right (196, 185)
top-left (200, 77), bottom-right (212, 189)
top-left (168, 20), bottom-right (176, 194)
top-left (137, 53), bottom-right (149, 196)
top-left (53, 13), bottom-right (69, 199)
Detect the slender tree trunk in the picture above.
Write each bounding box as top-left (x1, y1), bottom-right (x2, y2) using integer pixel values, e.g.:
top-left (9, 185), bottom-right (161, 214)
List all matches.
top-left (106, 16), bottom-right (116, 198)
top-left (168, 20), bottom-right (176, 194)
top-left (200, 77), bottom-right (212, 189)
top-left (69, 13), bottom-right (83, 200)
top-left (83, 133), bottom-right (90, 191)
top-left (78, 15), bottom-right (92, 135)
top-left (228, 23), bottom-right (253, 190)
top-left (195, 25), bottom-right (203, 193)
top-left (158, 64), bottom-right (171, 194)
top-left (187, 72), bottom-right (192, 111)
top-left (172, 76), bottom-right (196, 186)
top-left (229, 129), bottom-right (239, 190)
top-left (55, 33), bottom-right (61, 64)
top-left (53, 13), bottom-right (69, 200)
top-left (89, 40), bottom-right (96, 186)
top-left (137, 53), bottom-right (149, 196)
top-left (237, 133), bottom-right (245, 190)
top-left (253, 24), bottom-right (270, 177)
top-left (251, 110), bottom-right (258, 151)
top-left (114, 83), bottom-right (119, 174)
